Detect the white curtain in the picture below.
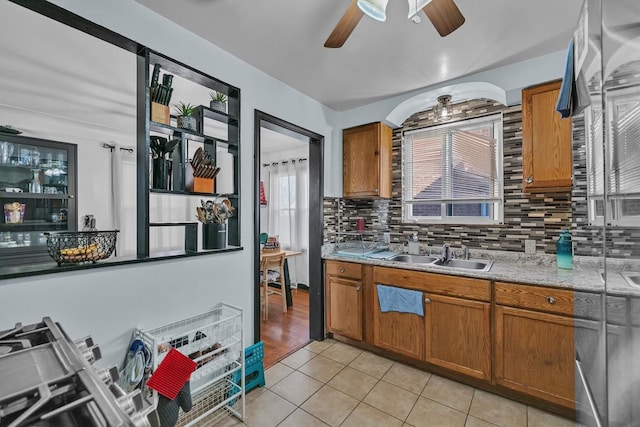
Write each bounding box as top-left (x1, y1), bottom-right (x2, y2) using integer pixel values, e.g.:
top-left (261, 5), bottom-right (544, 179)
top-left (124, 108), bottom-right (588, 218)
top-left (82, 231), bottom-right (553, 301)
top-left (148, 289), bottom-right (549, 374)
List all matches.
top-left (110, 144), bottom-right (137, 256)
top-left (267, 159), bottom-right (309, 287)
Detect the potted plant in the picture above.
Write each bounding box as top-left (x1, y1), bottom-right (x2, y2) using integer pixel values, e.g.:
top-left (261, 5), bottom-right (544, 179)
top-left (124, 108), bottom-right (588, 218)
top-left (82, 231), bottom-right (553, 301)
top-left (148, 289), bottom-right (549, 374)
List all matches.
top-left (209, 91), bottom-right (228, 114)
top-left (196, 198), bottom-right (235, 249)
top-left (174, 101), bottom-right (198, 131)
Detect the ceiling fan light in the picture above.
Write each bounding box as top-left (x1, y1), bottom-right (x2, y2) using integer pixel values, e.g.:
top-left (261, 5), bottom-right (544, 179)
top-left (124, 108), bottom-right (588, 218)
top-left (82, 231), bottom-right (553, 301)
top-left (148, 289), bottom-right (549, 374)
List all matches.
top-left (407, 0), bottom-right (431, 20)
top-left (357, 0), bottom-right (389, 22)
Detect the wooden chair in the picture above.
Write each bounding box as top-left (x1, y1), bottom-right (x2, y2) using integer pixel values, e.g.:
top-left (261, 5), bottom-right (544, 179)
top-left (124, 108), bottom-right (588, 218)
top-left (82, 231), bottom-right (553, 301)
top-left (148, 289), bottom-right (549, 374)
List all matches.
top-left (260, 252), bottom-right (287, 320)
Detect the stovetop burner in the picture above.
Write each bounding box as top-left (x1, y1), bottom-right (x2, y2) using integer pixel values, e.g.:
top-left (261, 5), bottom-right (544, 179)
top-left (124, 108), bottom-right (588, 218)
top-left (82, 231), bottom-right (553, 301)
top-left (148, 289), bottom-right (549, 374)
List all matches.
top-left (0, 318), bottom-right (157, 427)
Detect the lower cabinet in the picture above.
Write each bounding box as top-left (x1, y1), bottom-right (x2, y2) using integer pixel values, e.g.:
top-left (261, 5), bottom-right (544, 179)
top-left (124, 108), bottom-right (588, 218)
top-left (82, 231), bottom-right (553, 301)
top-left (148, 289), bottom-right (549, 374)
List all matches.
top-left (494, 281), bottom-right (576, 408)
top-left (325, 260), bottom-right (363, 341)
top-left (325, 262), bottom-right (586, 412)
top-left (372, 284), bottom-right (425, 360)
top-left (425, 293), bottom-right (491, 380)
top-left (370, 266), bottom-right (491, 378)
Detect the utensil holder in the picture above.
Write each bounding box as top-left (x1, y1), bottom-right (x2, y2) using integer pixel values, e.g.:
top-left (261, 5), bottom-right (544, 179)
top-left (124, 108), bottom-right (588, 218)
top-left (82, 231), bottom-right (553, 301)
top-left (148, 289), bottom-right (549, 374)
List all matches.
top-left (203, 223), bottom-right (226, 250)
top-left (152, 158), bottom-right (169, 190)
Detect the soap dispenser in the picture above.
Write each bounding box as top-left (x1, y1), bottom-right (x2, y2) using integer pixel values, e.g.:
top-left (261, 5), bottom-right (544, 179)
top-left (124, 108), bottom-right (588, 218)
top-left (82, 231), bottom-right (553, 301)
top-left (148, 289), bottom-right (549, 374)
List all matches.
top-left (407, 232), bottom-right (420, 255)
top-left (556, 230), bottom-right (573, 270)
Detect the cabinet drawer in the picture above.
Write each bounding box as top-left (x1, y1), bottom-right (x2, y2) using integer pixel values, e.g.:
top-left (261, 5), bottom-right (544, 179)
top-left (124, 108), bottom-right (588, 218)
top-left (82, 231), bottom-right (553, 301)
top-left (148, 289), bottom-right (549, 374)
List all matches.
top-left (495, 282), bottom-right (574, 316)
top-left (326, 260), bottom-right (362, 280)
top-left (373, 267), bottom-right (490, 302)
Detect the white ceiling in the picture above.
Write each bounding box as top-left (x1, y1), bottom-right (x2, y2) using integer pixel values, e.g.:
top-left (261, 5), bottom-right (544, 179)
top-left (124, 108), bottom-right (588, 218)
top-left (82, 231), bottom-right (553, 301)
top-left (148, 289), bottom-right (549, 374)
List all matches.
top-left (134, 0), bottom-right (583, 111)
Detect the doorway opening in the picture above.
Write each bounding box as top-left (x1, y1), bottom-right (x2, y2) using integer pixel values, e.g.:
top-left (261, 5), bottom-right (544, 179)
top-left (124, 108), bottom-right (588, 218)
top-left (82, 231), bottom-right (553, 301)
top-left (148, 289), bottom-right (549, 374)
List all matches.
top-left (253, 111), bottom-right (324, 368)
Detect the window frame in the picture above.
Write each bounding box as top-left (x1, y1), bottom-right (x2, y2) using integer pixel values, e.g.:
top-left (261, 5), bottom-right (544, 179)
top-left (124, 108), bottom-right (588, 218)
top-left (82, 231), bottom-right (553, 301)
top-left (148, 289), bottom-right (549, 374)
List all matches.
top-left (401, 113), bottom-right (504, 225)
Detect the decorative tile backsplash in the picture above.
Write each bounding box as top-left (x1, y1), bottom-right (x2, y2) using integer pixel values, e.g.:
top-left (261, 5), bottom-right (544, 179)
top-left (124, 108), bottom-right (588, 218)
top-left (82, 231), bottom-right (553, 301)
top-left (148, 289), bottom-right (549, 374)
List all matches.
top-left (323, 98), bottom-right (637, 258)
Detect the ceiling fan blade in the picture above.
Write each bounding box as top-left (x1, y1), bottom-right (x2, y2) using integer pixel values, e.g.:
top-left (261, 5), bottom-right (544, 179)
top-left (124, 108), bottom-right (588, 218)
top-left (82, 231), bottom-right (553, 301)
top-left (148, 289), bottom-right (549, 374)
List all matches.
top-left (324, 0), bottom-right (364, 48)
top-left (422, 0), bottom-right (465, 37)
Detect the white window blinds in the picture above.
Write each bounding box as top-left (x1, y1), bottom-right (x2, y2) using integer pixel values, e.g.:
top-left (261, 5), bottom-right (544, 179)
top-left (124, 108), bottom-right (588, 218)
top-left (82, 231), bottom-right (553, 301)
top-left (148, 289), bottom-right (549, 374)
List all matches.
top-left (402, 114), bottom-right (503, 224)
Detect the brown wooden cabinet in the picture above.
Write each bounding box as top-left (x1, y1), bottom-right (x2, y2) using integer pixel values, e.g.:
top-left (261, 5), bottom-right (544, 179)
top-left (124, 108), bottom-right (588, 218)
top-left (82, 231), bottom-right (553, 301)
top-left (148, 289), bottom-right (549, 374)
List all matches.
top-left (325, 260), bottom-right (363, 341)
top-left (371, 283), bottom-right (425, 360)
top-left (370, 266), bottom-right (491, 375)
top-left (425, 294), bottom-right (491, 380)
top-left (494, 282), bottom-right (575, 408)
top-left (324, 261), bottom-right (588, 414)
top-left (343, 122), bottom-right (392, 198)
top-left (522, 80), bottom-right (573, 192)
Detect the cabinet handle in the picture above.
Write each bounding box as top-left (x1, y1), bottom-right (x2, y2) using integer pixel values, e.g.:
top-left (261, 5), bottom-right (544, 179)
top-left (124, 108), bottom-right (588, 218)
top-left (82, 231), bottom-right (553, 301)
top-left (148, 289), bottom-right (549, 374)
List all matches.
top-left (339, 267), bottom-right (345, 273)
top-left (356, 286), bottom-right (361, 291)
top-left (424, 297), bottom-right (431, 304)
top-left (526, 176), bottom-right (533, 184)
top-left (68, 195), bottom-right (75, 199)
top-left (546, 296), bottom-right (555, 304)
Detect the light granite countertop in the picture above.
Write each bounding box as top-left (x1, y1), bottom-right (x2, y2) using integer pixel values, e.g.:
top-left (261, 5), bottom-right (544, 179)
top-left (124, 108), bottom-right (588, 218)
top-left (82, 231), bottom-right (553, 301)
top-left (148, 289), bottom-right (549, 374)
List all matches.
top-left (322, 244), bottom-right (640, 297)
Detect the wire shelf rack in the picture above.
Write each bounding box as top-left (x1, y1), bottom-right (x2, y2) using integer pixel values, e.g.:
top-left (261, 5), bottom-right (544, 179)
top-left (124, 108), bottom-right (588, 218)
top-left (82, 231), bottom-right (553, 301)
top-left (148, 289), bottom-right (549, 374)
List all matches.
top-left (137, 303), bottom-right (244, 426)
top-left (177, 379), bottom-right (242, 427)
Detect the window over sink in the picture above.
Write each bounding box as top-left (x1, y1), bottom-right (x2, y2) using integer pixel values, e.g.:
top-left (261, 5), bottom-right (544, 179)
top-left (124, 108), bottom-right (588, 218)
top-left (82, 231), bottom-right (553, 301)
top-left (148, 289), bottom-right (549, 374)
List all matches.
top-left (401, 114), bottom-right (504, 225)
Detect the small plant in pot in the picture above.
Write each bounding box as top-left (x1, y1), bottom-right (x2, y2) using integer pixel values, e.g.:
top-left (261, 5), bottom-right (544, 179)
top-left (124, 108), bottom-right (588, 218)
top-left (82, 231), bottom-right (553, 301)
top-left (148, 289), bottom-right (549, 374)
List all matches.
top-left (174, 101), bottom-right (198, 131)
top-left (209, 91), bottom-right (228, 114)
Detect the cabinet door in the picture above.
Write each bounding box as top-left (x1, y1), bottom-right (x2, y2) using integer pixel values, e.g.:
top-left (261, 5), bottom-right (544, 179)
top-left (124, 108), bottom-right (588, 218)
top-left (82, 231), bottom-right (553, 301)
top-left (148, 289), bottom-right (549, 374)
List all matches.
top-left (326, 275), bottom-right (363, 341)
top-left (424, 294), bottom-right (491, 380)
top-left (372, 285), bottom-right (425, 359)
top-left (495, 305), bottom-right (575, 408)
top-left (343, 122), bottom-right (392, 198)
top-left (522, 80), bottom-right (573, 192)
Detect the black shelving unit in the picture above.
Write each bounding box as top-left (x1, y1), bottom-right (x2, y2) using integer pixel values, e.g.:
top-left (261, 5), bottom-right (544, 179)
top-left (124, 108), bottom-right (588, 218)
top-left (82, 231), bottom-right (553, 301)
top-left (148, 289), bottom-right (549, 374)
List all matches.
top-left (0, 134), bottom-right (77, 266)
top-left (137, 49), bottom-right (241, 258)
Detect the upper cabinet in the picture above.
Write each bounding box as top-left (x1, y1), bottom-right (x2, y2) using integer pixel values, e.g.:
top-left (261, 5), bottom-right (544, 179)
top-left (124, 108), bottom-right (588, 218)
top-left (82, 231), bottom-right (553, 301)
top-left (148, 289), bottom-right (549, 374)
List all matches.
top-left (343, 122), bottom-right (392, 198)
top-left (522, 80), bottom-right (573, 192)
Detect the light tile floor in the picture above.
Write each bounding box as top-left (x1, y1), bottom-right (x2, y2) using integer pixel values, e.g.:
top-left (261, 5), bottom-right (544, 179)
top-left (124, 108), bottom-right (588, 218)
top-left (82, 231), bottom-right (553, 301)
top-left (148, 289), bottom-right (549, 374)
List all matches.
top-left (217, 339), bottom-right (576, 427)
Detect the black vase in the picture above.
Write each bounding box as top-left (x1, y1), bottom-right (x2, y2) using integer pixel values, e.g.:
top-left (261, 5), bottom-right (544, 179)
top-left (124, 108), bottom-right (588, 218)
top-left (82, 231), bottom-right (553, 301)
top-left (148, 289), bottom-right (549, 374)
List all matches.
top-left (203, 223), bottom-right (227, 249)
top-left (152, 158), bottom-right (168, 190)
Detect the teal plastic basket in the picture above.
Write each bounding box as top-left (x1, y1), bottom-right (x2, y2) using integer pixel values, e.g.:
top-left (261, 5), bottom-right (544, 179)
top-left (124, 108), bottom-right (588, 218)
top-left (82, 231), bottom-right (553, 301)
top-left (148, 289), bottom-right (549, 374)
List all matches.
top-left (233, 341), bottom-right (265, 394)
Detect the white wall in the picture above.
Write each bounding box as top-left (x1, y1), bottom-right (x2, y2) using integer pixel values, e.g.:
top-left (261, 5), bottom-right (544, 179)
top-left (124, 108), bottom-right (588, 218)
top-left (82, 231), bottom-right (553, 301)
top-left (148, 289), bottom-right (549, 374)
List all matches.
top-left (0, 0), bottom-right (339, 369)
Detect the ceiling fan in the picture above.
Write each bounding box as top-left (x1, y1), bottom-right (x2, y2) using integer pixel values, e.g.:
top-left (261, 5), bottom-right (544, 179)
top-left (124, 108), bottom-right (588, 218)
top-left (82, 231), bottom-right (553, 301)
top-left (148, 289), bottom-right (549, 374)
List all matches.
top-left (324, 0), bottom-right (465, 48)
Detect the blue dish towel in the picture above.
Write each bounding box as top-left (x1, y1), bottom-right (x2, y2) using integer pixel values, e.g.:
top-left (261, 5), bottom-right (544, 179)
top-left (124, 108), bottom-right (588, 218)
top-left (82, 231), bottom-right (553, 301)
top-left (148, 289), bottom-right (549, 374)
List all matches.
top-left (376, 284), bottom-right (424, 316)
top-left (556, 39), bottom-right (574, 118)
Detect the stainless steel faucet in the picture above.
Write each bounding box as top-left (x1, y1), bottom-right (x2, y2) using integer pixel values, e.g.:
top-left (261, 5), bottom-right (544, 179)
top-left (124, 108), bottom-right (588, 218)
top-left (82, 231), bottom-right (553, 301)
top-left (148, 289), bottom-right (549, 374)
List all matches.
top-left (440, 243), bottom-right (452, 263)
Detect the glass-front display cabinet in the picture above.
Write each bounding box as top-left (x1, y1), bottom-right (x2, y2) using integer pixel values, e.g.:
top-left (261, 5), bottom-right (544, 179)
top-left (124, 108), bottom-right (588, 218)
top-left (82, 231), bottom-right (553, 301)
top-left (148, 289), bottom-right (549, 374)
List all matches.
top-left (0, 134), bottom-right (77, 266)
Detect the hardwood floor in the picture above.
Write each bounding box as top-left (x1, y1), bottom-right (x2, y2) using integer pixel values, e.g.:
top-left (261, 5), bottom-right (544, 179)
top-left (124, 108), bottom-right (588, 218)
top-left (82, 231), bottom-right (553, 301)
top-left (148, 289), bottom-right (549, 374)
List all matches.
top-left (261, 287), bottom-right (310, 368)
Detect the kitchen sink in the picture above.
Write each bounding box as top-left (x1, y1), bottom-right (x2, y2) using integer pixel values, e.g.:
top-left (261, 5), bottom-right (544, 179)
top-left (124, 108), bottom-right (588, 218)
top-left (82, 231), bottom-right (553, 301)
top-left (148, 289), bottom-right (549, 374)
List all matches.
top-left (387, 254), bottom-right (493, 272)
top-left (621, 272), bottom-right (640, 287)
top-left (389, 254), bottom-right (439, 264)
top-left (432, 258), bottom-right (493, 272)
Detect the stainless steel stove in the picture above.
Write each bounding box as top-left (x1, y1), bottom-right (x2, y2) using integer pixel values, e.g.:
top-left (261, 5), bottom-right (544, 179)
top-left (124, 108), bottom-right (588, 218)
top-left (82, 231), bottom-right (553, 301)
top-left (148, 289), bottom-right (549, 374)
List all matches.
top-left (0, 317), bottom-right (157, 427)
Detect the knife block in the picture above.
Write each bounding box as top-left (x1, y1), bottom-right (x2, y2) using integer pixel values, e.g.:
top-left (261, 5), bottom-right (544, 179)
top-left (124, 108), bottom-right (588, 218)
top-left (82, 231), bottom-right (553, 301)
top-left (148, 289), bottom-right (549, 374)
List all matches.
top-left (193, 177), bottom-right (214, 193)
top-left (185, 164), bottom-right (214, 193)
top-left (151, 102), bottom-right (170, 125)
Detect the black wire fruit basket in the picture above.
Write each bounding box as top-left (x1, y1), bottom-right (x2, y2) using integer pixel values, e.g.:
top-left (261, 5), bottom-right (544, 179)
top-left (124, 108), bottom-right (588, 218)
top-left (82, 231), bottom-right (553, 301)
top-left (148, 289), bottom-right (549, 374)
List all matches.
top-left (45, 230), bottom-right (119, 266)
